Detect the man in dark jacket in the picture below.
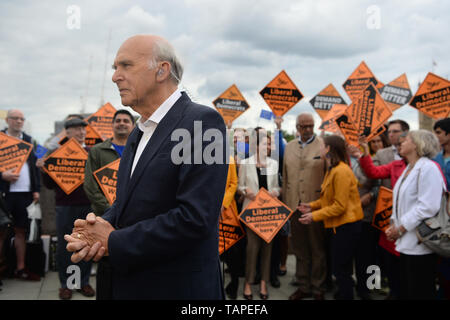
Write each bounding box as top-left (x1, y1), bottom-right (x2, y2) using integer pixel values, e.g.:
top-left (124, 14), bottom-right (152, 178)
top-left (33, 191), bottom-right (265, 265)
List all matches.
top-left (65, 34), bottom-right (228, 300)
top-left (84, 110), bottom-right (134, 216)
top-left (36, 117), bottom-right (95, 300)
top-left (83, 109), bottom-right (134, 299)
top-left (0, 109), bottom-right (40, 281)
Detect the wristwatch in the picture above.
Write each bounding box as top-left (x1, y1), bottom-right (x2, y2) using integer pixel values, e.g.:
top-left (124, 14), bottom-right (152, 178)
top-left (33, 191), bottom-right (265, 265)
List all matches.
top-left (398, 226), bottom-right (405, 237)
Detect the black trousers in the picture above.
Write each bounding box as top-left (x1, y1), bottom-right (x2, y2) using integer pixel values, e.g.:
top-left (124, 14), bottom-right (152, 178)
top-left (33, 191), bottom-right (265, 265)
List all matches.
top-left (96, 257), bottom-right (113, 300)
top-left (331, 221), bottom-right (362, 300)
top-left (399, 253), bottom-right (437, 300)
top-left (354, 221), bottom-right (379, 295)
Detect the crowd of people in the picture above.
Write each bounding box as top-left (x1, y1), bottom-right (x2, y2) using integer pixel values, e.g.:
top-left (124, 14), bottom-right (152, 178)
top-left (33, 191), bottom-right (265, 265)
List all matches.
top-left (0, 107), bottom-right (449, 301)
top-left (0, 108), bottom-right (135, 299)
top-left (222, 115), bottom-right (450, 300)
top-left (0, 33), bottom-right (449, 301)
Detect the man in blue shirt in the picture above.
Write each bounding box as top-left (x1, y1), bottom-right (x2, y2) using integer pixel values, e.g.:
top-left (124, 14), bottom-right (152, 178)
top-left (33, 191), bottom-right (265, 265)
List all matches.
top-left (433, 118), bottom-right (450, 187)
top-left (433, 117), bottom-right (450, 300)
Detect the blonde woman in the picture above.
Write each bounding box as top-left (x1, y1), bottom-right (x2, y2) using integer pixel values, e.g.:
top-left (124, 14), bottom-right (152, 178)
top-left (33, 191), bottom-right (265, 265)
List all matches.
top-left (386, 130), bottom-right (445, 300)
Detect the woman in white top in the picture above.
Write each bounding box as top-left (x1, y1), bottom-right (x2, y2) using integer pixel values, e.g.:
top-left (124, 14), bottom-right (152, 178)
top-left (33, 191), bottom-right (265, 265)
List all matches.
top-left (238, 130), bottom-right (280, 300)
top-left (386, 130), bottom-right (445, 299)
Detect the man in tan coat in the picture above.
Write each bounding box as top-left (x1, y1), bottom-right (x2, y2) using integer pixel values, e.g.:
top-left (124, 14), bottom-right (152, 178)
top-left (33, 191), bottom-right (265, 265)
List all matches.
top-left (283, 113), bottom-right (327, 300)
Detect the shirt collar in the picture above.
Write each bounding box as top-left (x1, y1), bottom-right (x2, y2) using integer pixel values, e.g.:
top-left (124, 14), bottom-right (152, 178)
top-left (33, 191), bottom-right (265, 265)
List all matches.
top-left (137, 88), bottom-right (182, 131)
top-left (298, 134), bottom-right (315, 146)
top-left (392, 145), bottom-right (402, 160)
top-left (5, 129), bottom-right (23, 140)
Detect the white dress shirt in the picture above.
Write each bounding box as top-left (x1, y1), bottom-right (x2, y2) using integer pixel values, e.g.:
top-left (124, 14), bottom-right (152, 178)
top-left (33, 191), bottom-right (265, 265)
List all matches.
top-left (130, 89), bottom-right (182, 176)
top-left (6, 131), bottom-right (31, 192)
top-left (392, 157), bottom-right (446, 255)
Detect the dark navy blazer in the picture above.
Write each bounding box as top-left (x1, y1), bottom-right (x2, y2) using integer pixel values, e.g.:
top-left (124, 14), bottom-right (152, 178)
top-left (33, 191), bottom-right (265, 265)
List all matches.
top-left (102, 93), bottom-right (228, 300)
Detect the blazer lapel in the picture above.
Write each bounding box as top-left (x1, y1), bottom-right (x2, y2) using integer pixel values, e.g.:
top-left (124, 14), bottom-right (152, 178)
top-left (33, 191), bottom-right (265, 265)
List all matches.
top-left (120, 94), bottom-right (188, 210)
top-left (114, 127), bottom-right (142, 226)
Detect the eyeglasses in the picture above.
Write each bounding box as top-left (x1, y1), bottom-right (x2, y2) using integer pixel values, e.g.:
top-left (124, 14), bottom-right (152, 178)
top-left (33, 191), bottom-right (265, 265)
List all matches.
top-left (8, 116), bottom-right (25, 121)
top-left (296, 124), bottom-right (314, 130)
top-left (387, 130), bottom-right (402, 134)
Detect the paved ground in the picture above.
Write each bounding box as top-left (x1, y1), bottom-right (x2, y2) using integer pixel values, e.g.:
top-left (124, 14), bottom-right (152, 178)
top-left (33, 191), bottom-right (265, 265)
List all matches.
top-left (0, 254), bottom-right (387, 300)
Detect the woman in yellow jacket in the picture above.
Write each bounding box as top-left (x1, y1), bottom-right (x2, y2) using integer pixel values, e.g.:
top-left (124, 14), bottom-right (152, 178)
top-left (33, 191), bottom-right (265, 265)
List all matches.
top-left (299, 135), bottom-right (363, 300)
top-left (220, 156), bottom-right (242, 299)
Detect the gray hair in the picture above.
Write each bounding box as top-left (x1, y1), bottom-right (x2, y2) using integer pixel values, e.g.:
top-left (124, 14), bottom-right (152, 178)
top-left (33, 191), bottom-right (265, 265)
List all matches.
top-left (148, 39), bottom-right (183, 85)
top-left (409, 129), bottom-right (440, 159)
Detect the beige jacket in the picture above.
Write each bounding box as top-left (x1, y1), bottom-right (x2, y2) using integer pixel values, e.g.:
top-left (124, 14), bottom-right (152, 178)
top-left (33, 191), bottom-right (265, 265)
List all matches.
top-left (282, 136), bottom-right (326, 211)
top-left (238, 155), bottom-right (280, 210)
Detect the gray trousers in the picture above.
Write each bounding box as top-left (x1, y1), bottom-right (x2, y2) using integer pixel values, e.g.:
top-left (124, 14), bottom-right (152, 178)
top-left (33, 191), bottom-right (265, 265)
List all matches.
top-left (55, 205), bottom-right (92, 289)
top-left (245, 228), bottom-right (273, 283)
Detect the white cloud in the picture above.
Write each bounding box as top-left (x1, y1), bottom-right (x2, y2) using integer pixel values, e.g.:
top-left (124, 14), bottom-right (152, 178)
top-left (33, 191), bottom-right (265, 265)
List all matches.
top-left (0, 0), bottom-right (448, 143)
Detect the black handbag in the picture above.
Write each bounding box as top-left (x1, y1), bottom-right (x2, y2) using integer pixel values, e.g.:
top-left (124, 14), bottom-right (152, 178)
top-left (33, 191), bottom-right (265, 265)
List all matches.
top-left (0, 194), bottom-right (13, 229)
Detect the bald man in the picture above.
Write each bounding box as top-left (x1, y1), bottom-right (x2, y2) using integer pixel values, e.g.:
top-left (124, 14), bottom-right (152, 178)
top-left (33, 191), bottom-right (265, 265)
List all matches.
top-left (0, 109), bottom-right (40, 281)
top-left (282, 113), bottom-right (328, 300)
top-left (65, 35), bottom-right (228, 299)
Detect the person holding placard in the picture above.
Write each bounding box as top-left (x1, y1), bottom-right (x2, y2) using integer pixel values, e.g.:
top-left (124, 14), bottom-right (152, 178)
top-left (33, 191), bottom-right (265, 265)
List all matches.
top-left (238, 131), bottom-right (280, 300)
top-left (357, 120), bottom-right (409, 300)
top-left (36, 117), bottom-right (95, 300)
top-left (0, 109), bottom-right (40, 281)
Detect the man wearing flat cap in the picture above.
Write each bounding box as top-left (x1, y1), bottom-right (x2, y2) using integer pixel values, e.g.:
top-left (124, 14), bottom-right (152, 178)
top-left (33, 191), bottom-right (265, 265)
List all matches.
top-left (36, 115), bottom-right (95, 300)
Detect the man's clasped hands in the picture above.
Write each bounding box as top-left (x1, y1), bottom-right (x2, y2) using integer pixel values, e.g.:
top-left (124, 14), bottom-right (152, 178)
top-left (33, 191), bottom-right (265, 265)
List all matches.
top-left (64, 213), bottom-right (116, 263)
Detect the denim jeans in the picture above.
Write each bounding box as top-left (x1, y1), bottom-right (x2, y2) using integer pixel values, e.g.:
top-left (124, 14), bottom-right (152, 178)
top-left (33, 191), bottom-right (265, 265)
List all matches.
top-left (55, 205), bottom-right (92, 289)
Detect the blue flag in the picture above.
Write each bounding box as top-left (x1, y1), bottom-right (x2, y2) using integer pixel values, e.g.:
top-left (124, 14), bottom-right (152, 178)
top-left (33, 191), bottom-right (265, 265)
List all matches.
top-left (35, 144), bottom-right (48, 159)
top-left (236, 141), bottom-right (247, 153)
top-left (260, 109), bottom-right (274, 120)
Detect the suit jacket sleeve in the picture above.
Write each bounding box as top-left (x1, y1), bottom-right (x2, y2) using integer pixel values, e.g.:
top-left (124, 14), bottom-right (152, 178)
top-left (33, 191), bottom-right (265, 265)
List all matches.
top-left (106, 109), bottom-right (228, 274)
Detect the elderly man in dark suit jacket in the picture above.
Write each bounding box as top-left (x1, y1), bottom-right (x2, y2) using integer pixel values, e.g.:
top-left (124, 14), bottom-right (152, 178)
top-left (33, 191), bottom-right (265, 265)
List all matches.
top-left (64, 35), bottom-right (228, 300)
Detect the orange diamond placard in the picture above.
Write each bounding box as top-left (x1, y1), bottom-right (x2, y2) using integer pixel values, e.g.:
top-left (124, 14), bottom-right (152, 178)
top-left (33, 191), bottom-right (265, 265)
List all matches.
top-left (86, 102), bottom-right (117, 140)
top-left (379, 73), bottom-right (412, 112)
top-left (335, 113), bottom-right (360, 146)
top-left (85, 124), bottom-right (103, 147)
top-left (42, 138), bottom-right (88, 195)
top-left (319, 104), bottom-right (348, 133)
top-left (213, 84), bottom-right (251, 124)
top-left (372, 187), bottom-right (393, 232)
top-left (259, 70), bottom-right (303, 117)
top-left (409, 72), bottom-right (450, 119)
top-left (239, 188), bottom-right (293, 243)
top-left (219, 204), bottom-right (246, 255)
top-left (93, 158), bottom-right (120, 205)
top-left (343, 61), bottom-right (380, 102)
top-left (310, 83), bottom-right (347, 119)
top-left (0, 132), bottom-right (33, 174)
top-left (345, 83), bottom-right (392, 140)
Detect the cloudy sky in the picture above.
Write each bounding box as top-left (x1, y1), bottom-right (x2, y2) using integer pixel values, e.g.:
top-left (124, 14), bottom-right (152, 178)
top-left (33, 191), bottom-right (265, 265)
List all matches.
top-left (0, 0), bottom-right (449, 143)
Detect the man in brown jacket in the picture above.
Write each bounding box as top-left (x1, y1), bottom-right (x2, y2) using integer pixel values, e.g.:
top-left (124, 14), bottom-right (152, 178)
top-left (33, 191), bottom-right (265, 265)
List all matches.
top-left (283, 113), bottom-right (327, 300)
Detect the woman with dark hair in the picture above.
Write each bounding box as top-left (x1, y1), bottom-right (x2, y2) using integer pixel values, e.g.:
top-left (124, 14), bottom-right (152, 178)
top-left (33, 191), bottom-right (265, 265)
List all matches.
top-left (298, 135), bottom-right (363, 300)
top-left (368, 134), bottom-right (389, 156)
top-left (238, 130), bottom-right (280, 300)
